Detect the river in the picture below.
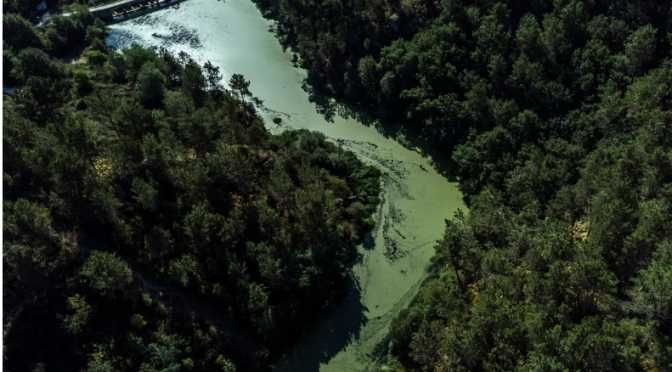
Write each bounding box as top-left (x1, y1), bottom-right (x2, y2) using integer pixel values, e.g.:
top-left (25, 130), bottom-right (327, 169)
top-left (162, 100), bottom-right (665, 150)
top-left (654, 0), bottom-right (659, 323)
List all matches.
top-left (107, 0), bottom-right (465, 370)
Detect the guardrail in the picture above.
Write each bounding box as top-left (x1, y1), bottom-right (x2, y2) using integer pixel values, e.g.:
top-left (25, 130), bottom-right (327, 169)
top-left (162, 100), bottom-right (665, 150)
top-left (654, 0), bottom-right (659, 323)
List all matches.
top-left (88, 0), bottom-right (180, 21)
top-left (89, 0), bottom-right (125, 10)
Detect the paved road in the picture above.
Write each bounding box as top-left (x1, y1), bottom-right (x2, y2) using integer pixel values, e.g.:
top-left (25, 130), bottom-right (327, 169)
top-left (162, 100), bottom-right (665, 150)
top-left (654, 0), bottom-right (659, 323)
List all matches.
top-left (89, 0), bottom-right (145, 11)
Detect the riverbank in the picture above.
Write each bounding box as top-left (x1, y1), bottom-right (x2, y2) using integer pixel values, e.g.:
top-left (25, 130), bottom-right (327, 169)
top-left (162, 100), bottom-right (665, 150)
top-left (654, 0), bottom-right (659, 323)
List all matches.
top-left (107, 0), bottom-right (465, 370)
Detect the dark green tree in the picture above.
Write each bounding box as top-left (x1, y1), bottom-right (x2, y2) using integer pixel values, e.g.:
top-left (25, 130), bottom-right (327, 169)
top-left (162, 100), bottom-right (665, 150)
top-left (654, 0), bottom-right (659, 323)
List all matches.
top-left (136, 62), bottom-right (165, 108)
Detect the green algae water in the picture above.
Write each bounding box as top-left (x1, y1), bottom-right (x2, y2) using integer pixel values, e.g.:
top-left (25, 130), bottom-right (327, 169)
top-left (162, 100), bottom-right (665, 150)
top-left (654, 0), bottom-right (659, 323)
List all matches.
top-left (108, 1), bottom-right (465, 370)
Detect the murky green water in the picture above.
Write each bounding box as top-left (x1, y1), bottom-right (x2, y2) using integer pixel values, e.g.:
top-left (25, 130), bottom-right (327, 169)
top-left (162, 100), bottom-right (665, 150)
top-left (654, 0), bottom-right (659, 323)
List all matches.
top-left (108, 1), bottom-right (465, 370)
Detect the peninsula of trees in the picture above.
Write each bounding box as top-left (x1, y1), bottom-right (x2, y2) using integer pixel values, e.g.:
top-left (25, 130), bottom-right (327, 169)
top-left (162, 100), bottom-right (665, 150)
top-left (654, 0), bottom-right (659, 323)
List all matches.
top-left (3, 7), bottom-right (381, 371)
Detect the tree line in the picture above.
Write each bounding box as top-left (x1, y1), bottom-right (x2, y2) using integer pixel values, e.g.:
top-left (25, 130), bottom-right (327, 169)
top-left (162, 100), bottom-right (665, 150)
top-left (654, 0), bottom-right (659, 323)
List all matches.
top-left (3, 8), bottom-right (381, 371)
top-left (4, 0), bottom-right (111, 16)
top-left (251, 0), bottom-right (672, 370)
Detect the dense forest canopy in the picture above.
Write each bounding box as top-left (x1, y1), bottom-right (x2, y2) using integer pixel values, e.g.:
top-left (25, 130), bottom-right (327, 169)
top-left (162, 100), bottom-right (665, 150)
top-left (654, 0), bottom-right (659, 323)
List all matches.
top-left (6, 0), bottom-right (672, 370)
top-left (2, 7), bottom-right (381, 371)
top-left (249, 0), bottom-right (672, 370)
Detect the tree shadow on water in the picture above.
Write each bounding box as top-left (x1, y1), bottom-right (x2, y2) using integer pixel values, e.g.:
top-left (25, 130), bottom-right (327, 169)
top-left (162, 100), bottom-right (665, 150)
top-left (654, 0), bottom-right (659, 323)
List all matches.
top-left (361, 229), bottom-right (376, 250)
top-left (303, 80), bottom-right (337, 123)
top-left (378, 121), bottom-right (460, 182)
top-left (302, 80), bottom-right (378, 128)
top-left (303, 80), bottom-right (460, 182)
top-left (271, 277), bottom-right (367, 372)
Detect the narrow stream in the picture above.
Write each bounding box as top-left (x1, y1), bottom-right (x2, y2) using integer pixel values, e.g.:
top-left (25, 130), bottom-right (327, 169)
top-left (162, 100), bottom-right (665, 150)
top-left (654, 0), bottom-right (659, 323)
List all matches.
top-left (107, 1), bottom-right (465, 370)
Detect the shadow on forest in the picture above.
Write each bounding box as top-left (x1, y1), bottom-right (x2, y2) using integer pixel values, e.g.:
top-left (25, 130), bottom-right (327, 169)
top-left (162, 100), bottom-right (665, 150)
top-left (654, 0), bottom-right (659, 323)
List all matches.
top-left (302, 81), bottom-right (460, 182)
top-left (271, 277), bottom-right (367, 372)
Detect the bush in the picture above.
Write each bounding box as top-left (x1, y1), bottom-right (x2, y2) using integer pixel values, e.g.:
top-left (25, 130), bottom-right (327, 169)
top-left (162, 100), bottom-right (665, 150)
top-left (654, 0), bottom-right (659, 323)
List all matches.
top-left (85, 19), bottom-right (109, 45)
top-left (136, 62), bottom-right (165, 108)
top-left (4, 50), bottom-right (18, 86)
top-left (80, 251), bottom-right (132, 294)
top-left (16, 47), bottom-right (65, 80)
top-left (73, 70), bottom-right (93, 96)
top-left (86, 50), bottom-right (108, 66)
top-left (106, 51), bottom-right (127, 82)
top-left (129, 314), bottom-right (146, 328)
top-left (44, 6), bottom-right (95, 56)
top-left (88, 37), bottom-right (107, 53)
top-left (3, 13), bottom-right (42, 51)
top-left (123, 43), bottom-right (158, 81)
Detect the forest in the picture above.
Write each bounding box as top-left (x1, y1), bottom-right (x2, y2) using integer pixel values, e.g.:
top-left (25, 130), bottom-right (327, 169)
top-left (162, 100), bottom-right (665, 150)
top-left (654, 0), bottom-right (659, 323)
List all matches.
top-left (2, 7), bottom-right (381, 371)
top-left (6, 0), bottom-right (672, 370)
top-left (249, 0), bottom-right (672, 370)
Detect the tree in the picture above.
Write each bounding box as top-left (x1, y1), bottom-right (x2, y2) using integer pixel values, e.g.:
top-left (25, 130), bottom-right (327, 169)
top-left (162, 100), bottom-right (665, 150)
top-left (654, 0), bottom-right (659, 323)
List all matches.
top-left (540, 13), bottom-right (570, 67)
top-left (136, 62), bottom-right (165, 108)
top-left (4, 49), bottom-right (18, 86)
top-left (86, 18), bottom-right (109, 45)
top-left (143, 226), bottom-right (174, 262)
top-left (471, 3), bottom-right (511, 70)
top-left (63, 294), bottom-right (92, 334)
top-left (358, 55), bottom-right (380, 93)
top-left (269, 164), bottom-right (294, 213)
top-left (14, 75), bottom-right (72, 125)
top-left (247, 122), bottom-right (268, 161)
top-left (123, 43), bottom-right (158, 81)
top-left (433, 214), bottom-right (472, 290)
top-left (46, 112), bottom-right (100, 196)
top-left (86, 89), bottom-right (122, 137)
top-left (43, 7), bottom-right (95, 55)
top-left (3, 13), bottom-right (42, 51)
top-left (3, 106), bottom-right (41, 198)
top-left (3, 199), bottom-right (59, 286)
top-left (131, 177), bottom-right (159, 211)
top-left (159, 47), bottom-right (183, 87)
top-left (631, 241), bottom-right (672, 323)
top-left (537, 318), bottom-right (644, 371)
top-left (144, 342), bottom-right (183, 372)
top-left (80, 251), bottom-right (133, 294)
top-left (15, 48), bottom-right (65, 81)
top-left (216, 356), bottom-right (237, 372)
top-left (516, 13), bottom-right (541, 58)
top-left (130, 314), bottom-right (147, 329)
top-left (181, 59), bottom-right (206, 106)
top-left (203, 60), bottom-right (223, 93)
top-left (86, 50), bottom-right (108, 66)
top-left (73, 70), bottom-right (94, 97)
top-left (625, 24), bottom-right (657, 76)
top-left (229, 74), bottom-right (251, 104)
top-left (106, 50), bottom-right (127, 82)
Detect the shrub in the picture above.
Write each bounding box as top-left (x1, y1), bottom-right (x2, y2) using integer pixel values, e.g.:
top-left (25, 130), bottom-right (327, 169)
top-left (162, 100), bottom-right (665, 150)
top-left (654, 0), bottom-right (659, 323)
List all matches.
top-left (86, 50), bottom-right (108, 66)
top-left (136, 62), bottom-right (165, 108)
top-left (73, 70), bottom-right (93, 96)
